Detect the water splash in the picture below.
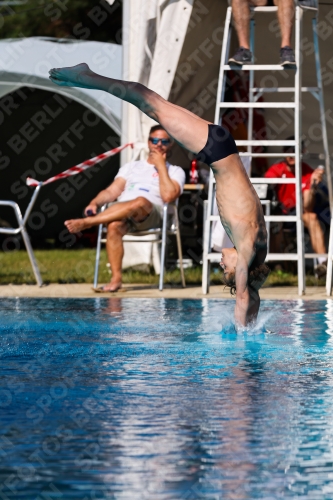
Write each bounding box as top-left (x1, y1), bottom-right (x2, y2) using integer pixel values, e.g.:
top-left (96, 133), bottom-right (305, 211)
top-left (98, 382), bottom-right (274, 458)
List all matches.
top-left (220, 310), bottom-right (275, 335)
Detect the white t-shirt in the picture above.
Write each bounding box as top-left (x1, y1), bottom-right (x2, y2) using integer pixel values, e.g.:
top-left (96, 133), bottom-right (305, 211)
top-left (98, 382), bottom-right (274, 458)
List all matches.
top-left (115, 160), bottom-right (185, 208)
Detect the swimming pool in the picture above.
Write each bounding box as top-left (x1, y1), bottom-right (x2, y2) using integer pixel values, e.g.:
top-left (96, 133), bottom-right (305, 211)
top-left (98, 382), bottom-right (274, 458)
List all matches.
top-left (1, 297), bottom-right (333, 499)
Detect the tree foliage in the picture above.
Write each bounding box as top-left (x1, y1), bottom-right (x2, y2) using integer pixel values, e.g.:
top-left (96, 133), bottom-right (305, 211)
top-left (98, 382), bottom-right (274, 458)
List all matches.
top-left (0, 0), bottom-right (122, 43)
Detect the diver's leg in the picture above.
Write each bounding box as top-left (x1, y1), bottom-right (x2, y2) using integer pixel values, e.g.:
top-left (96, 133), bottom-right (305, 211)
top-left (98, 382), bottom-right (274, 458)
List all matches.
top-left (49, 64), bottom-right (210, 154)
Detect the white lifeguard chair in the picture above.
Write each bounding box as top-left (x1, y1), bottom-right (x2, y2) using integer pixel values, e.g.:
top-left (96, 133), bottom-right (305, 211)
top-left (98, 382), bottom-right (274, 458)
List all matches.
top-left (202, 0), bottom-right (332, 295)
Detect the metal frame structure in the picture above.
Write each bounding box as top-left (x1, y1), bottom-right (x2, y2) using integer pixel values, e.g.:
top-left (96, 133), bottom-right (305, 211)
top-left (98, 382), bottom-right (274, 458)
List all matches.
top-left (202, 1), bottom-right (331, 295)
top-left (327, 217), bottom-right (333, 296)
top-left (94, 202), bottom-right (186, 291)
top-left (0, 186), bottom-right (43, 286)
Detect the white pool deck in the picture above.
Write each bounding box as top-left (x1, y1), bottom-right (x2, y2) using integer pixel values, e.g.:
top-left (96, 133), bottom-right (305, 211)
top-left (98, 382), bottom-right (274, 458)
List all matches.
top-left (0, 284), bottom-right (331, 300)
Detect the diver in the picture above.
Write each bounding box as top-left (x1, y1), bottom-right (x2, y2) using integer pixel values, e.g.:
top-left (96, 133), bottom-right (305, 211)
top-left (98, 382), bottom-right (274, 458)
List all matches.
top-left (49, 63), bottom-right (270, 328)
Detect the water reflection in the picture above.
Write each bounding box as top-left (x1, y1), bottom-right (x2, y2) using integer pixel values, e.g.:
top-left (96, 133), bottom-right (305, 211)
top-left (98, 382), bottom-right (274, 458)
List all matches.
top-left (103, 297), bottom-right (123, 316)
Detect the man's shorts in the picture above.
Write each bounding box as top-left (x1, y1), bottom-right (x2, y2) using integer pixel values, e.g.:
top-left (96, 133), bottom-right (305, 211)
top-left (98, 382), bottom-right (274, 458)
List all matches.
top-left (128, 204), bottom-right (162, 232)
top-left (107, 202), bottom-right (162, 232)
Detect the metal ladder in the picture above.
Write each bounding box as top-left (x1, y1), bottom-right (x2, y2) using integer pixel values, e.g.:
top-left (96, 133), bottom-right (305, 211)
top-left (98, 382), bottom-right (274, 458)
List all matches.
top-left (327, 216), bottom-right (333, 295)
top-left (202, 0), bottom-right (331, 295)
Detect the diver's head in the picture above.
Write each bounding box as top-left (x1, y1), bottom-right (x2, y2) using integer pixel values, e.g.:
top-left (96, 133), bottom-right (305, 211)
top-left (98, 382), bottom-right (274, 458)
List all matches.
top-left (220, 247), bottom-right (237, 293)
top-left (220, 247), bottom-right (270, 295)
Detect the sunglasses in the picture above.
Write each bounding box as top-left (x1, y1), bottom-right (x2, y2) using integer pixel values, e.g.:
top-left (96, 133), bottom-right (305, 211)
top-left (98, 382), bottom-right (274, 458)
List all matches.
top-left (148, 137), bottom-right (171, 146)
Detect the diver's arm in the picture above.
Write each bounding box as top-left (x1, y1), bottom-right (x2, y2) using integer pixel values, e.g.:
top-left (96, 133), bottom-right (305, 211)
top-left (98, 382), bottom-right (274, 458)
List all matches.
top-left (235, 287), bottom-right (260, 328)
top-left (234, 252), bottom-right (260, 327)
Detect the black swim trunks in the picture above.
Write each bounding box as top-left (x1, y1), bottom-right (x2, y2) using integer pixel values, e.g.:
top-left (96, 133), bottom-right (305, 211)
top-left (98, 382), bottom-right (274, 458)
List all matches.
top-left (197, 124), bottom-right (238, 166)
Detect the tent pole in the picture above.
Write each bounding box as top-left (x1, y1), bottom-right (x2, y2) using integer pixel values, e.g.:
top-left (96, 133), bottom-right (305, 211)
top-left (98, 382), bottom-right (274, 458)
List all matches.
top-left (121, 0), bottom-right (131, 166)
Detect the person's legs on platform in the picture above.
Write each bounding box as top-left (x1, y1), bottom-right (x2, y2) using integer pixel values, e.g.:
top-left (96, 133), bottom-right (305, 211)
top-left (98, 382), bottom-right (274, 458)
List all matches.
top-left (274, 0), bottom-right (295, 65)
top-left (230, 0), bottom-right (252, 49)
top-left (228, 0), bottom-right (266, 64)
top-left (228, 0), bottom-right (295, 65)
top-left (275, 0), bottom-right (295, 48)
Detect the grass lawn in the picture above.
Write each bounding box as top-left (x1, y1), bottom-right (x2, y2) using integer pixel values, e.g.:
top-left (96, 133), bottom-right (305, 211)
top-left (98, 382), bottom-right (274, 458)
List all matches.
top-left (0, 249), bottom-right (326, 287)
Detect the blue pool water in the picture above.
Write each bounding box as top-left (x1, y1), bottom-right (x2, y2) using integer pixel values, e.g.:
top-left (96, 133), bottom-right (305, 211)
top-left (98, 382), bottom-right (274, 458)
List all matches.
top-left (1, 298), bottom-right (333, 499)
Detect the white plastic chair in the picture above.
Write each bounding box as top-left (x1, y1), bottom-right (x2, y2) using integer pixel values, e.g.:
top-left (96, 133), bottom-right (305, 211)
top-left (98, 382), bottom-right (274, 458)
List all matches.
top-left (0, 185), bottom-right (43, 286)
top-left (93, 202), bottom-right (186, 291)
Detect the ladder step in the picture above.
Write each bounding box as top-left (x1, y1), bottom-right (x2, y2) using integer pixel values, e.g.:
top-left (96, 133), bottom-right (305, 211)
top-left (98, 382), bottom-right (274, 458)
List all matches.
top-left (265, 253), bottom-right (325, 262)
top-left (264, 216), bottom-right (297, 222)
top-left (235, 140), bottom-right (295, 146)
top-left (252, 4), bottom-right (318, 12)
top-left (304, 253), bottom-right (328, 259)
top-left (220, 102), bottom-right (295, 108)
top-left (252, 6), bottom-right (278, 11)
top-left (206, 253), bottom-right (322, 263)
top-left (208, 215), bottom-right (298, 222)
top-left (239, 153), bottom-right (295, 158)
top-left (250, 178), bottom-right (296, 184)
top-left (207, 253), bottom-right (222, 262)
top-left (212, 178), bottom-right (296, 184)
top-left (250, 2), bottom-right (316, 12)
top-left (221, 64), bottom-right (296, 71)
top-left (265, 253), bottom-right (299, 261)
top-left (252, 86), bottom-right (319, 93)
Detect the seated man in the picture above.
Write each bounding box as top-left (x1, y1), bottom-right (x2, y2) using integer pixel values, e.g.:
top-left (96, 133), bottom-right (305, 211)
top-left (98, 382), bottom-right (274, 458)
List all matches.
top-left (265, 141), bottom-right (327, 274)
top-left (229, 0), bottom-right (295, 65)
top-left (65, 125), bottom-right (185, 292)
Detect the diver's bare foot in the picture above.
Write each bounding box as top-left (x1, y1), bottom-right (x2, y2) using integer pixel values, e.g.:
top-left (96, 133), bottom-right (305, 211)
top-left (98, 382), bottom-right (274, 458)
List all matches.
top-left (49, 63), bottom-right (94, 88)
top-left (64, 218), bottom-right (90, 233)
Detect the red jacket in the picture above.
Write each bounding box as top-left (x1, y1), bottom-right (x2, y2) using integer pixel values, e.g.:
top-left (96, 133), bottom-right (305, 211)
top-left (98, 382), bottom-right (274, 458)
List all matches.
top-left (264, 161), bottom-right (313, 212)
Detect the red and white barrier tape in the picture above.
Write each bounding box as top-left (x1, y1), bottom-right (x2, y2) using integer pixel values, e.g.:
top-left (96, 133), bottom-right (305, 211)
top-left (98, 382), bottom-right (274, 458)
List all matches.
top-left (26, 143), bottom-right (134, 187)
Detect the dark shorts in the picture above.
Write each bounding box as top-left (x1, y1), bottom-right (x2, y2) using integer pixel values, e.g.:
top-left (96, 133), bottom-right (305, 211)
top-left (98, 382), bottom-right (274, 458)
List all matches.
top-left (197, 124), bottom-right (238, 166)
